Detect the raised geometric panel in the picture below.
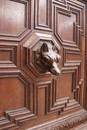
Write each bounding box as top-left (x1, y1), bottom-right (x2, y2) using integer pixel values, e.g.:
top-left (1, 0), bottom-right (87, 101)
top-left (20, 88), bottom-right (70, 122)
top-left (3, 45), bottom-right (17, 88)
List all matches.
top-left (56, 73), bottom-right (74, 99)
top-left (0, 51), bottom-right (10, 61)
top-left (37, 88), bottom-right (45, 116)
top-left (53, 0), bottom-right (85, 109)
top-left (0, 0), bottom-right (31, 41)
top-left (62, 46), bottom-right (81, 73)
top-left (34, 80), bottom-right (52, 115)
top-left (34, 79), bottom-right (71, 116)
top-left (54, 0), bottom-right (84, 45)
top-left (0, 70), bottom-right (37, 128)
top-left (0, 0), bottom-right (25, 35)
top-left (66, 51), bottom-right (81, 61)
top-left (0, 45), bottom-right (17, 68)
top-left (0, 77), bottom-right (25, 116)
top-left (63, 47), bottom-right (81, 66)
top-left (22, 33), bottom-right (61, 78)
top-left (57, 13), bottom-right (76, 41)
top-left (0, 72), bottom-right (29, 117)
top-left (35, 0), bottom-right (52, 31)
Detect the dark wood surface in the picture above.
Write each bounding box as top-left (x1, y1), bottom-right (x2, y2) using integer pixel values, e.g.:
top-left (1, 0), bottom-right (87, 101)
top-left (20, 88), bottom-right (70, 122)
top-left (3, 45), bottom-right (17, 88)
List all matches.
top-left (85, 4), bottom-right (87, 110)
top-left (0, 0), bottom-right (87, 130)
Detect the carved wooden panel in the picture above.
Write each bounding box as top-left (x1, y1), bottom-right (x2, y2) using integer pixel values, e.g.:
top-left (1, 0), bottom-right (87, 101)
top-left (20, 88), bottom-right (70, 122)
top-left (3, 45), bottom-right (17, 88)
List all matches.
top-left (0, 0), bottom-right (31, 41)
top-left (85, 5), bottom-right (87, 110)
top-left (0, 77), bottom-right (25, 116)
top-left (0, 0), bottom-right (86, 130)
top-left (0, 1), bottom-right (25, 35)
top-left (0, 45), bottom-right (17, 68)
top-left (34, 0), bottom-right (52, 31)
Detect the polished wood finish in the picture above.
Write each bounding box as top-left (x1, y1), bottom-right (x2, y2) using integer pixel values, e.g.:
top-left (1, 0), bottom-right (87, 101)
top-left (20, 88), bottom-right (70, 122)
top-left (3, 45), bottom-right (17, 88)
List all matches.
top-left (85, 4), bottom-right (87, 110)
top-left (0, 0), bottom-right (87, 130)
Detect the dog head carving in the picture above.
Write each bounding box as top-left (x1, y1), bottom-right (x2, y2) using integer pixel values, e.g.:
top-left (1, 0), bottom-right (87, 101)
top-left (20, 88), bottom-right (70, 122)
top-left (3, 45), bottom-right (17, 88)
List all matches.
top-left (39, 43), bottom-right (61, 75)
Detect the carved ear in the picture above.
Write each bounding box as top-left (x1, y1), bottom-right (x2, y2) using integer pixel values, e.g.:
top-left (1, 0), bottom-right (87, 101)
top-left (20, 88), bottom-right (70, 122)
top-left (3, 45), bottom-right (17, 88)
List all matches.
top-left (40, 43), bottom-right (49, 52)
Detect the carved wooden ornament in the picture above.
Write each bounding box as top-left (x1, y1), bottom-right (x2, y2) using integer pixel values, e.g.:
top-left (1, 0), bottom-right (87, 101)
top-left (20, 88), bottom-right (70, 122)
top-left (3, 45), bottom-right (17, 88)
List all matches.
top-left (36, 43), bottom-right (61, 75)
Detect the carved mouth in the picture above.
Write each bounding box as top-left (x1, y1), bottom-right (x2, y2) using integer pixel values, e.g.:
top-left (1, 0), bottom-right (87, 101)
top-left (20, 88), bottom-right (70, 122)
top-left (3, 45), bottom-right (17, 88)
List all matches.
top-left (50, 62), bottom-right (60, 76)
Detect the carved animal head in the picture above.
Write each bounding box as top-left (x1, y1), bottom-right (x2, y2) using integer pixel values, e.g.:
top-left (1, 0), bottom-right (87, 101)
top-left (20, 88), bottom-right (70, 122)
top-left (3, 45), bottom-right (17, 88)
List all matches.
top-left (40, 43), bottom-right (61, 75)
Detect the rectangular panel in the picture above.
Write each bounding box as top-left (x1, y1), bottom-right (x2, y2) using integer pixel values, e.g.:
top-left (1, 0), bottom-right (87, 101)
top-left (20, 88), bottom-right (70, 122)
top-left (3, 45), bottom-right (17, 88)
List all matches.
top-left (66, 52), bottom-right (81, 61)
top-left (0, 45), bottom-right (17, 67)
top-left (35, 0), bottom-right (52, 31)
top-left (57, 13), bottom-right (76, 42)
top-left (38, 0), bottom-right (47, 25)
top-left (0, 51), bottom-right (11, 61)
top-left (37, 87), bottom-right (45, 116)
top-left (56, 73), bottom-right (74, 99)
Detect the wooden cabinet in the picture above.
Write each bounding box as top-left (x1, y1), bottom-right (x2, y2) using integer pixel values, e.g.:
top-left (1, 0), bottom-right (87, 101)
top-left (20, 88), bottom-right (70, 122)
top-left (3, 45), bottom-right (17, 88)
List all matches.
top-left (0, 0), bottom-right (87, 130)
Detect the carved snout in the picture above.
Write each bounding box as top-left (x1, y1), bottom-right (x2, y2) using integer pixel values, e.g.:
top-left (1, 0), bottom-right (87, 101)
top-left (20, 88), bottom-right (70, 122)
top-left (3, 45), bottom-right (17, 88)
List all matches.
top-left (50, 61), bottom-right (61, 76)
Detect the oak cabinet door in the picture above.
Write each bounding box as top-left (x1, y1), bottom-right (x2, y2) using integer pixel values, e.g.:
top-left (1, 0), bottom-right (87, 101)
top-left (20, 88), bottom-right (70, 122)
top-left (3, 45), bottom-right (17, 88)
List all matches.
top-left (0, 0), bottom-right (86, 130)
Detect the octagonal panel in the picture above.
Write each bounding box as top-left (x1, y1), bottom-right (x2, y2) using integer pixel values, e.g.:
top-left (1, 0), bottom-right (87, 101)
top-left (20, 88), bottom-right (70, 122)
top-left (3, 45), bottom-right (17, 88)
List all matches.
top-left (22, 33), bottom-right (61, 77)
top-left (0, 0), bottom-right (31, 41)
top-left (0, 72), bottom-right (31, 116)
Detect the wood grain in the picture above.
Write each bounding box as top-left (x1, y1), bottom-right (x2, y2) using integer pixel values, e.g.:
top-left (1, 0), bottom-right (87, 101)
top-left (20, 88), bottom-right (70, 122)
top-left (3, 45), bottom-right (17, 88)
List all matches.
top-left (0, 0), bottom-right (86, 130)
